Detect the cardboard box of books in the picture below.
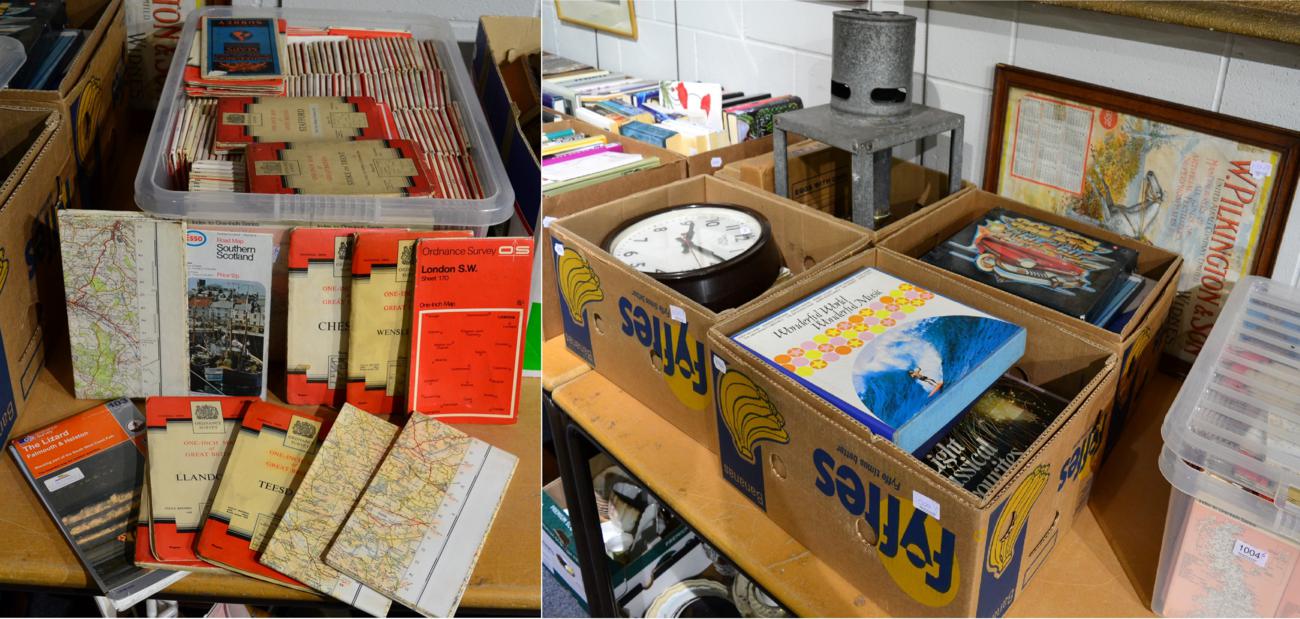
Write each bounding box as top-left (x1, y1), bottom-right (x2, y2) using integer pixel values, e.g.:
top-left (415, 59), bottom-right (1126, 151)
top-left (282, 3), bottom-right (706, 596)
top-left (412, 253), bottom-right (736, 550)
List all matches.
top-left (715, 139), bottom-right (970, 224)
top-left (0, 0), bottom-right (129, 202)
top-left (0, 104), bottom-right (77, 445)
top-left (876, 189), bottom-right (1180, 454)
top-left (706, 248), bottom-right (1118, 617)
top-left (549, 175), bottom-right (871, 450)
top-left (541, 118), bottom-right (687, 341)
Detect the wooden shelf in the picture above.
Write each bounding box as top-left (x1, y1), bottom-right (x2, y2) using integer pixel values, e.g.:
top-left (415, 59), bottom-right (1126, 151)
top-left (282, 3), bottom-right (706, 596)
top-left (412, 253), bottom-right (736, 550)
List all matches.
top-left (549, 348), bottom-right (1181, 617)
top-left (0, 367), bottom-right (541, 611)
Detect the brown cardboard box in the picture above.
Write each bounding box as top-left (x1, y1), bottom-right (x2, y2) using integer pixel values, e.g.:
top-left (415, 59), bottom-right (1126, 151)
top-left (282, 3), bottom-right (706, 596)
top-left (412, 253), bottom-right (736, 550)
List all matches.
top-left (0, 0), bottom-right (128, 202)
top-left (540, 118), bottom-right (687, 341)
top-left (0, 105), bottom-right (77, 442)
top-left (684, 134), bottom-right (777, 177)
top-left (876, 189), bottom-right (1181, 455)
top-left (715, 140), bottom-right (965, 224)
top-left (549, 175), bottom-right (871, 451)
top-left (706, 247), bottom-right (1117, 616)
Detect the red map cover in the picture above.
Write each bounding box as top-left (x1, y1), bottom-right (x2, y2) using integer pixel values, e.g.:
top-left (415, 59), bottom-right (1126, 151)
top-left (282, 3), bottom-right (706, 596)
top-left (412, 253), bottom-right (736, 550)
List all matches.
top-left (285, 227), bottom-right (366, 406)
top-left (214, 96), bottom-right (399, 151)
top-left (145, 396), bottom-right (256, 563)
top-left (407, 237), bottom-right (534, 424)
top-left (244, 139), bottom-right (440, 197)
top-left (345, 229), bottom-right (473, 414)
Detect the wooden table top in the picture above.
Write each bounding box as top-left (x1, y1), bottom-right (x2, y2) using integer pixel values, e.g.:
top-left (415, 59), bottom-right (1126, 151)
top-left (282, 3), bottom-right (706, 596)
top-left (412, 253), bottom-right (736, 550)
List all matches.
top-left (550, 366), bottom-right (1182, 617)
top-left (0, 367), bottom-right (541, 611)
top-left (541, 336), bottom-right (589, 393)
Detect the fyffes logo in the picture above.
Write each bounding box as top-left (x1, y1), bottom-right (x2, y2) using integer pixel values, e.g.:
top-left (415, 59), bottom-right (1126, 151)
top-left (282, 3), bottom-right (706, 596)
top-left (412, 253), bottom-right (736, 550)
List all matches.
top-left (986, 464), bottom-right (1048, 578)
top-left (1058, 405), bottom-right (1109, 491)
top-left (813, 448), bottom-right (959, 607)
top-left (556, 247), bottom-right (603, 326)
top-left (716, 370), bottom-right (788, 464)
top-left (185, 230), bottom-right (208, 247)
top-left (619, 297), bottom-right (709, 410)
top-left (73, 77), bottom-right (106, 164)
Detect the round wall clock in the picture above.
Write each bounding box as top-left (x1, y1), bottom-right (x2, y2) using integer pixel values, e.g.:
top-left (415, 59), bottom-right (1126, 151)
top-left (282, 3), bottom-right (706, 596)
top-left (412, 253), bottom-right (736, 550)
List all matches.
top-left (602, 203), bottom-right (783, 312)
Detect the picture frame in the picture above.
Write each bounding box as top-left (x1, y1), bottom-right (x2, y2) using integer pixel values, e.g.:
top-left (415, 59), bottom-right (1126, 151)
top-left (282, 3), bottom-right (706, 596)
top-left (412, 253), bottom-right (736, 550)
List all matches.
top-left (983, 63), bottom-right (1300, 367)
top-left (554, 0), bottom-right (638, 39)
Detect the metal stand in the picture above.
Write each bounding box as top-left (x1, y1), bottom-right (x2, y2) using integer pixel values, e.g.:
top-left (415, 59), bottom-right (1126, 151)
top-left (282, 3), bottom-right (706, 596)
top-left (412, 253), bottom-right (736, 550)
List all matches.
top-left (773, 103), bottom-right (964, 229)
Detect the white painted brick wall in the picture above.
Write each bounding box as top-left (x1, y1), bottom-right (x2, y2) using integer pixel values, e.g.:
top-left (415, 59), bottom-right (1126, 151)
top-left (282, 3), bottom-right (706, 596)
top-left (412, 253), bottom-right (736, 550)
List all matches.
top-left (547, 0), bottom-right (1300, 283)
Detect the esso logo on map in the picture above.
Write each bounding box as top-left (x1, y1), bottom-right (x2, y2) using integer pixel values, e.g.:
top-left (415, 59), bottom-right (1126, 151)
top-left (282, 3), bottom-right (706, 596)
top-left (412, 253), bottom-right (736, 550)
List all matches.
top-left (185, 230), bottom-right (208, 247)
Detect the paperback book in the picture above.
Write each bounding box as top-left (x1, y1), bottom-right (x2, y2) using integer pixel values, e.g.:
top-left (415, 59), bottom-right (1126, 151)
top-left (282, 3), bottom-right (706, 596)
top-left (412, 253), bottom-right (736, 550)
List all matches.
top-left (259, 405), bottom-right (397, 616)
top-left (325, 413), bottom-right (517, 617)
top-left (146, 396), bottom-right (255, 563)
top-left (731, 267), bottom-right (1026, 453)
top-left (920, 375), bottom-right (1069, 497)
top-left (407, 238), bottom-right (534, 422)
top-left (285, 227), bottom-right (365, 406)
top-left (9, 400), bottom-right (187, 610)
top-left (921, 208), bottom-right (1138, 323)
top-left (185, 229), bottom-right (274, 398)
top-left (201, 17), bottom-right (283, 80)
top-left (194, 402), bottom-right (323, 591)
top-left (214, 96), bottom-right (399, 153)
top-left (345, 229), bottom-right (472, 414)
top-left (59, 210), bottom-right (188, 399)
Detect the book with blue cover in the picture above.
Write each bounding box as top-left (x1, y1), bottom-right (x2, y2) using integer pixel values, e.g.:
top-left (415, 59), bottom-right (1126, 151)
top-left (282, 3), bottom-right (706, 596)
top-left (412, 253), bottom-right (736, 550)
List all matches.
top-left (731, 267), bottom-right (1026, 453)
top-left (202, 17), bottom-right (282, 80)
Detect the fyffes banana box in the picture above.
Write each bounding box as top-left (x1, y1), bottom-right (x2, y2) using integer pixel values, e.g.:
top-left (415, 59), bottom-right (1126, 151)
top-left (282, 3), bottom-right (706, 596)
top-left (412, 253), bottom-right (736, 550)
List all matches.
top-left (549, 175), bottom-right (871, 452)
top-left (707, 248), bottom-right (1118, 617)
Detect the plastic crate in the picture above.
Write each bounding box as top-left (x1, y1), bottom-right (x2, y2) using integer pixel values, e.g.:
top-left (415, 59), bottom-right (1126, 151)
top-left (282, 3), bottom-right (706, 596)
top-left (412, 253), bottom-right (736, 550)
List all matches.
top-left (1154, 275), bottom-right (1300, 616)
top-left (133, 6), bottom-right (513, 228)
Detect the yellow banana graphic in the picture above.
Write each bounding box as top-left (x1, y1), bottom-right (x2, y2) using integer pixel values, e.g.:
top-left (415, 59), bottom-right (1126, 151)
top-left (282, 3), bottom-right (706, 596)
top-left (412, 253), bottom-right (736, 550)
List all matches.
top-left (986, 464), bottom-right (1049, 579)
top-left (0, 247), bottom-right (9, 294)
top-left (557, 248), bottom-right (604, 325)
top-left (717, 370), bottom-right (790, 464)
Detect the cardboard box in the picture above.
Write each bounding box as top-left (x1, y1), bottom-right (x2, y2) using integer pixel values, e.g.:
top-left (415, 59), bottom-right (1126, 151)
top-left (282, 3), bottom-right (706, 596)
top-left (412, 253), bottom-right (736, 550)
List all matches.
top-left (715, 140), bottom-right (965, 225)
top-left (876, 189), bottom-right (1181, 455)
top-left (474, 16), bottom-right (542, 232)
top-left (0, 0), bottom-right (128, 205)
top-left (549, 175), bottom-right (871, 452)
top-left (540, 118), bottom-right (687, 341)
top-left (542, 476), bottom-right (695, 614)
top-left (706, 247), bottom-right (1117, 616)
top-left (684, 134), bottom-right (776, 177)
top-left (0, 105), bottom-right (78, 444)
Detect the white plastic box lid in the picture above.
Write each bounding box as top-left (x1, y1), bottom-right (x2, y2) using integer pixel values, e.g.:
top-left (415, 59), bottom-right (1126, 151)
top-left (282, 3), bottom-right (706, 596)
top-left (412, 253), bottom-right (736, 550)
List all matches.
top-left (1161, 275), bottom-right (1300, 542)
top-left (134, 6), bottom-right (514, 227)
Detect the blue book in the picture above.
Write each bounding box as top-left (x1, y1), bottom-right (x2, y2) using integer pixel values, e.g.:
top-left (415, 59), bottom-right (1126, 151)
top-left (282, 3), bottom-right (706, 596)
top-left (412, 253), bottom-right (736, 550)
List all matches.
top-left (202, 17), bottom-right (282, 78)
top-left (732, 267), bottom-right (1026, 453)
top-left (619, 121), bottom-right (678, 149)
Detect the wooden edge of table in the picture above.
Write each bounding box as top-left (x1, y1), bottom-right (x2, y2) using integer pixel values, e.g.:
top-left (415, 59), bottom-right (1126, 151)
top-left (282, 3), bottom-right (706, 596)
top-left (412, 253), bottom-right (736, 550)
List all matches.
top-left (542, 336), bottom-right (590, 392)
top-left (551, 369), bottom-right (1175, 617)
top-left (0, 369), bottom-right (541, 611)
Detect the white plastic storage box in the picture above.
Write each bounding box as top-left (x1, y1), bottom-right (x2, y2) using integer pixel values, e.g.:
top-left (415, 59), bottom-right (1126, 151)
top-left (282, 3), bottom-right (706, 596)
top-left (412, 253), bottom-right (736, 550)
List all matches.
top-left (134, 6), bottom-right (513, 228)
top-left (1154, 276), bottom-right (1300, 617)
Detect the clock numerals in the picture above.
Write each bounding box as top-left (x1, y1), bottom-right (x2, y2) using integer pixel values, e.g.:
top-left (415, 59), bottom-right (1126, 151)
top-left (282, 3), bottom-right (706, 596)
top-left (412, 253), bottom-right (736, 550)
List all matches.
top-left (736, 233), bottom-right (754, 241)
top-left (653, 226), bottom-right (667, 232)
top-left (622, 250), bottom-right (638, 257)
top-left (705, 218), bottom-right (720, 227)
top-left (725, 224), bottom-right (741, 231)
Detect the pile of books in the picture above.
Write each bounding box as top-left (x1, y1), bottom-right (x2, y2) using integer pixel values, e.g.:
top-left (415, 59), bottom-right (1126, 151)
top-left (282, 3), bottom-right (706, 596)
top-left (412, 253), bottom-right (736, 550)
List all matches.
top-left (733, 267), bottom-right (1069, 497)
top-left (542, 127), bottom-right (660, 196)
top-left (166, 17), bottom-right (481, 198)
top-left (11, 398), bottom-right (516, 616)
top-left (1, 1), bottom-right (83, 90)
top-left (921, 208), bottom-right (1150, 333)
top-left (541, 54), bottom-right (804, 157)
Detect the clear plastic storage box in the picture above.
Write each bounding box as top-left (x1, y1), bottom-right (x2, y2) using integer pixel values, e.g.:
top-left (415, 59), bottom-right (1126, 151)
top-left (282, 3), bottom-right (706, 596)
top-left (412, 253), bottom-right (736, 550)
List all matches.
top-left (134, 7), bottom-right (513, 228)
top-left (1154, 275), bottom-right (1300, 617)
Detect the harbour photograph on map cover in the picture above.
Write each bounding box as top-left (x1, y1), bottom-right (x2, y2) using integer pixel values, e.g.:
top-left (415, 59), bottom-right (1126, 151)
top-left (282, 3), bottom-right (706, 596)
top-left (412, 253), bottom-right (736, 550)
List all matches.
top-left (188, 278), bottom-right (267, 396)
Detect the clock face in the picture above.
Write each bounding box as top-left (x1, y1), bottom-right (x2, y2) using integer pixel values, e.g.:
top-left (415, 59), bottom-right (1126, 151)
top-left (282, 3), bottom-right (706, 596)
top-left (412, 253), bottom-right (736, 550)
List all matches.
top-left (607, 206), bottom-right (764, 275)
